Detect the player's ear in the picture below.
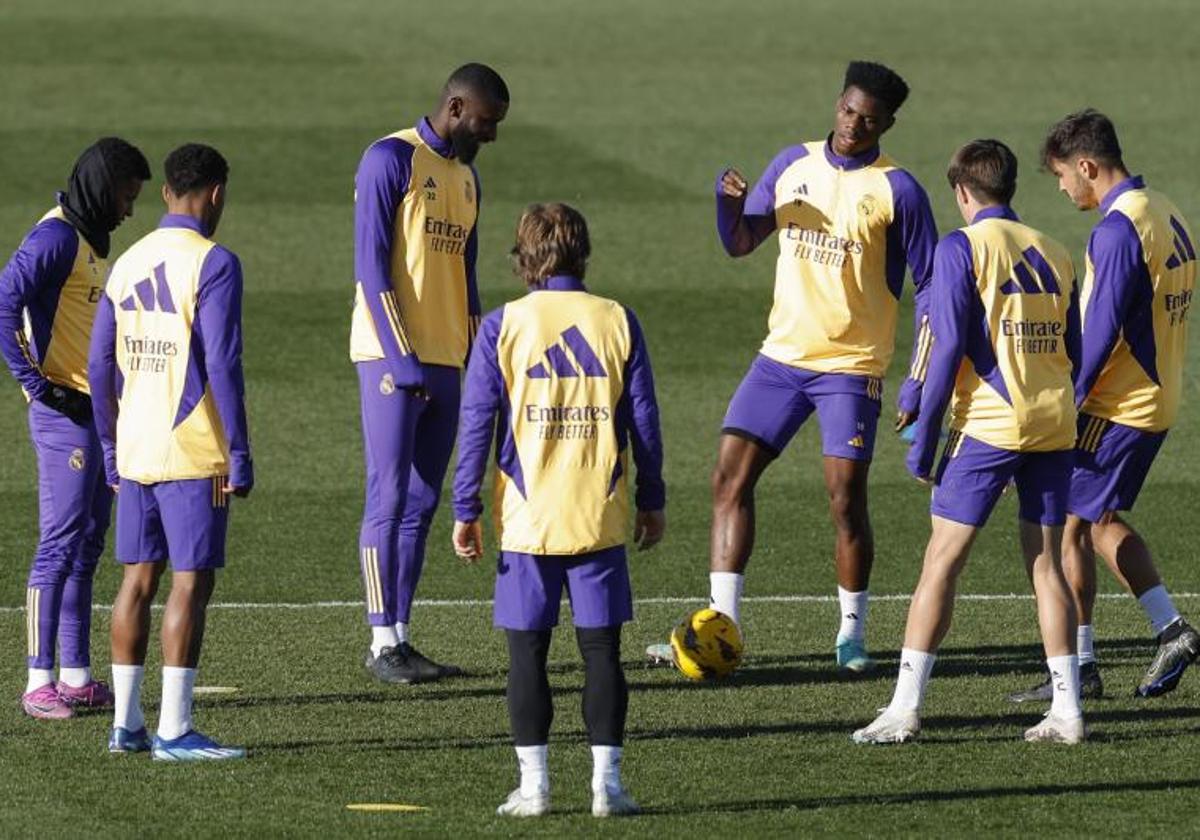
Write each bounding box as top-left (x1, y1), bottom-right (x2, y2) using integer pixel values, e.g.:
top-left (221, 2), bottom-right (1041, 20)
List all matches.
top-left (160, 182), bottom-right (171, 204)
top-left (210, 182), bottom-right (225, 209)
top-left (447, 95), bottom-right (465, 120)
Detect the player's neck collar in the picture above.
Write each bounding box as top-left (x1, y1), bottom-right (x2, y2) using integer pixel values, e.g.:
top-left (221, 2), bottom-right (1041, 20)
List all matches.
top-left (823, 135), bottom-right (881, 171)
top-left (531, 275), bottom-right (586, 292)
top-left (417, 117), bottom-right (454, 159)
top-left (158, 213), bottom-right (208, 236)
top-left (1099, 174), bottom-right (1144, 215)
top-left (971, 205), bottom-right (1018, 224)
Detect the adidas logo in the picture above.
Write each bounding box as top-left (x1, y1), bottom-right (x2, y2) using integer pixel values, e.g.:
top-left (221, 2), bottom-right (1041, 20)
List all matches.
top-left (1166, 215), bottom-right (1196, 269)
top-left (845, 612), bottom-right (858, 621)
top-left (999, 246), bottom-right (1061, 295)
top-left (901, 661), bottom-right (914, 672)
top-left (847, 435), bottom-right (865, 448)
top-left (119, 262), bottom-right (176, 313)
top-left (526, 326), bottom-right (607, 379)
top-left (423, 176), bottom-right (437, 189)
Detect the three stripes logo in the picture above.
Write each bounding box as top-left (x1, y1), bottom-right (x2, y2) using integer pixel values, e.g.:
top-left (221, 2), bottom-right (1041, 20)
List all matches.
top-left (1165, 216), bottom-right (1196, 270)
top-left (360, 547), bottom-right (384, 615)
top-left (910, 317), bottom-right (933, 383)
top-left (211, 476), bottom-right (229, 510)
top-left (26, 588), bottom-right (40, 658)
top-left (526, 326), bottom-right (608, 379)
top-left (1078, 415), bottom-right (1109, 454)
top-left (999, 247), bottom-right (1061, 296)
top-left (119, 262), bottom-right (176, 313)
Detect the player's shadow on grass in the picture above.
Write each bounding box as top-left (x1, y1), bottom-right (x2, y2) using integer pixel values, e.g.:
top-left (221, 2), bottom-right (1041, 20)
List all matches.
top-left (642, 777), bottom-right (1200, 815)
top-left (213, 684), bottom-right (508, 712)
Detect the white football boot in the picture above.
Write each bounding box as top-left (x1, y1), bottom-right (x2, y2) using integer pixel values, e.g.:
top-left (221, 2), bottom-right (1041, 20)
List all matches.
top-left (496, 788), bottom-right (550, 817)
top-left (852, 708), bottom-right (920, 744)
top-left (1024, 712), bottom-right (1087, 744)
top-left (592, 785), bottom-right (640, 817)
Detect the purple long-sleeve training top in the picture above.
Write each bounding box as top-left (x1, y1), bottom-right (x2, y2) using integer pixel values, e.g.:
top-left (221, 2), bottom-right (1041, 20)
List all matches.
top-left (0, 211), bottom-right (81, 398)
top-left (355, 117), bottom-right (481, 387)
top-left (452, 276), bottom-right (666, 523)
top-left (714, 138), bottom-right (938, 414)
top-left (89, 214), bottom-right (253, 489)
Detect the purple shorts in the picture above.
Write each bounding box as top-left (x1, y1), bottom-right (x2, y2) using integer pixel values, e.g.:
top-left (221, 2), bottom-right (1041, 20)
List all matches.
top-left (1068, 414), bottom-right (1166, 522)
top-left (722, 355), bottom-right (882, 460)
top-left (931, 432), bottom-right (1073, 527)
top-left (116, 477), bottom-right (230, 571)
top-left (493, 546), bottom-right (633, 631)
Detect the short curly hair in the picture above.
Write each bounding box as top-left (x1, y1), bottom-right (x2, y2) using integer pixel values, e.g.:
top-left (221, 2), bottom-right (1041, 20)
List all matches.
top-left (511, 203), bottom-right (590, 286)
top-left (844, 60), bottom-right (910, 114)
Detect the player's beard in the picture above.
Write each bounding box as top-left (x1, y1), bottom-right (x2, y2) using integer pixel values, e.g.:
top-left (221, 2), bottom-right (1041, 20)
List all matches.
top-left (450, 126), bottom-right (481, 164)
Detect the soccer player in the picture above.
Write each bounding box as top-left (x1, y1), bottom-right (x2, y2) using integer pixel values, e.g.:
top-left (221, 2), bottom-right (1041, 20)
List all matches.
top-left (89, 143), bottom-right (252, 760)
top-left (451, 204), bottom-right (665, 818)
top-left (351, 62), bottom-right (509, 683)
top-left (704, 61), bottom-right (936, 670)
top-left (853, 139), bottom-right (1086, 745)
top-left (1008, 110), bottom-right (1198, 702)
top-left (0, 138), bottom-right (150, 719)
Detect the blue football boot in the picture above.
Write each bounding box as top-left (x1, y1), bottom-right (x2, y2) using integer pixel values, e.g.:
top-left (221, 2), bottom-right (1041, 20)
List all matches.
top-left (152, 729), bottom-right (246, 761)
top-left (836, 637), bottom-right (875, 673)
top-left (108, 726), bottom-right (152, 754)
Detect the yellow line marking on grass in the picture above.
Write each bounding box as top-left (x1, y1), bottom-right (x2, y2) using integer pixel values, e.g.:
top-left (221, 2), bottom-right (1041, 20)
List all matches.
top-left (345, 804), bottom-right (430, 813)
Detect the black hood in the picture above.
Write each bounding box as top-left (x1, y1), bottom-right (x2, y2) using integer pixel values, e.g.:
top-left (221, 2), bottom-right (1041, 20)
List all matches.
top-left (57, 139), bottom-right (128, 258)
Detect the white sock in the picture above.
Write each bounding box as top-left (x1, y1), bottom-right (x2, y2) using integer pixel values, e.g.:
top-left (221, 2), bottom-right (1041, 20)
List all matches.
top-left (158, 666), bottom-right (197, 740)
top-left (394, 621), bottom-right (410, 645)
top-left (59, 666), bottom-right (91, 688)
top-left (371, 625), bottom-right (399, 657)
top-left (111, 664), bottom-right (145, 731)
top-left (591, 744), bottom-right (623, 795)
top-left (515, 744), bottom-right (549, 797)
top-left (25, 668), bottom-right (54, 694)
top-left (1047, 654), bottom-right (1082, 719)
top-left (1077, 625), bottom-right (1096, 666)
top-left (888, 648), bottom-right (936, 714)
top-left (709, 572), bottom-right (744, 627)
top-left (1137, 585), bottom-right (1181, 636)
top-left (837, 587), bottom-right (868, 642)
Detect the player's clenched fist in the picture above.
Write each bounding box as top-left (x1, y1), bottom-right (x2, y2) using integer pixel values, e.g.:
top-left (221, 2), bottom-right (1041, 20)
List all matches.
top-left (452, 519), bottom-right (484, 563)
top-left (720, 168), bottom-right (748, 199)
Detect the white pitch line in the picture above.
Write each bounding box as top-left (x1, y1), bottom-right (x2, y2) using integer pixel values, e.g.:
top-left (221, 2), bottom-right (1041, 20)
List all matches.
top-left (0, 592), bottom-right (1197, 614)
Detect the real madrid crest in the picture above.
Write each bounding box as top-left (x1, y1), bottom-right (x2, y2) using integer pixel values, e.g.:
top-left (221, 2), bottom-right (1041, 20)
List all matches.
top-left (69, 448), bottom-right (86, 472)
top-left (379, 373), bottom-right (396, 396)
top-left (857, 195), bottom-right (879, 217)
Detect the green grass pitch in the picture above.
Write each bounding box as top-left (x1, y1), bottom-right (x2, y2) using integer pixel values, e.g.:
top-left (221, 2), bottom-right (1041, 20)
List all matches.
top-left (2, 0), bottom-right (1199, 835)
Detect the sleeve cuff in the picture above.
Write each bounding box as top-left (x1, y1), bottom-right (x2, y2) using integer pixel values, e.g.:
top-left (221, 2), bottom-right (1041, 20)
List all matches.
top-left (391, 355), bottom-right (425, 389)
top-left (103, 448), bottom-right (119, 486)
top-left (635, 481), bottom-right (666, 512)
top-left (229, 455), bottom-right (254, 490)
top-left (896, 379), bottom-right (923, 414)
top-left (453, 499), bottom-right (483, 522)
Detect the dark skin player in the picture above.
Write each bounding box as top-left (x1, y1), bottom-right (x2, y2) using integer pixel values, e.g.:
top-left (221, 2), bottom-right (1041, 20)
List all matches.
top-left (712, 84), bottom-right (904, 592)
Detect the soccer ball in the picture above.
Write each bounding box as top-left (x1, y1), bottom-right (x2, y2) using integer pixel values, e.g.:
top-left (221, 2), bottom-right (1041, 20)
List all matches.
top-left (669, 608), bottom-right (744, 680)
